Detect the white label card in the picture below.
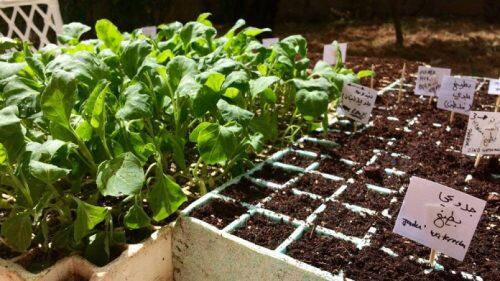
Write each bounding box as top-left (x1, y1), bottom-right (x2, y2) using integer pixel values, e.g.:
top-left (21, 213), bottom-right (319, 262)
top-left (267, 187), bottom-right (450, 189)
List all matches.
top-left (337, 82), bottom-right (377, 124)
top-left (462, 111), bottom-right (500, 155)
top-left (437, 76), bottom-right (477, 115)
top-left (323, 43), bottom-right (347, 65)
top-left (415, 66), bottom-right (451, 96)
top-left (487, 79), bottom-right (500, 95)
top-left (393, 176), bottom-right (486, 261)
top-left (262, 38), bottom-right (279, 48)
top-left (141, 26), bottom-right (157, 37)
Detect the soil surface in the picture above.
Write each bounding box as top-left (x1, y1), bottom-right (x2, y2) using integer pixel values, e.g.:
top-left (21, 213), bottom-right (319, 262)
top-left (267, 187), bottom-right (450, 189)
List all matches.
top-left (290, 173), bottom-right (344, 197)
top-left (337, 181), bottom-right (393, 212)
top-left (250, 163), bottom-right (300, 184)
top-left (232, 215), bottom-right (295, 250)
top-left (263, 189), bottom-right (322, 220)
top-left (221, 177), bottom-right (273, 204)
top-left (278, 151), bottom-right (318, 168)
top-left (315, 201), bottom-right (375, 238)
top-left (287, 232), bottom-right (358, 274)
top-left (190, 198), bottom-right (247, 229)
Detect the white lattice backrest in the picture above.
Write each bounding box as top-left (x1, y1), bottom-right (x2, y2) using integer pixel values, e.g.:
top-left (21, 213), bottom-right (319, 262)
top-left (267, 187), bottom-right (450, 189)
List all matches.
top-left (0, 0), bottom-right (63, 48)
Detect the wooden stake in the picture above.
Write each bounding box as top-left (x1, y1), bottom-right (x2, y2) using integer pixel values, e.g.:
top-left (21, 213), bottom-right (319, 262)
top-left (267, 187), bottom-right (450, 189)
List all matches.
top-left (474, 154), bottom-right (482, 168)
top-left (495, 96), bottom-right (500, 112)
top-left (449, 112), bottom-right (455, 124)
top-left (370, 64), bottom-right (375, 89)
top-left (428, 96), bottom-right (433, 105)
top-left (397, 63), bottom-right (406, 103)
top-left (353, 122), bottom-right (358, 133)
top-left (429, 249), bottom-right (437, 266)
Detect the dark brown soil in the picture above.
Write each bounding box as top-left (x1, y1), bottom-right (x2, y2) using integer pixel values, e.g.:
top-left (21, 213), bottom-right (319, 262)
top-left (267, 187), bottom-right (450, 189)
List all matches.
top-left (317, 157), bottom-right (360, 179)
top-left (291, 173), bottom-right (344, 197)
top-left (287, 232), bottom-right (358, 274)
top-left (315, 201), bottom-right (375, 238)
top-left (232, 215), bottom-right (295, 250)
top-left (337, 181), bottom-right (392, 212)
top-left (251, 163), bottom-right (300, 184)
top-left (361, 166), bottom-right (406, 189)
top-left (0, 243), bottom-right (20, 259)
top-left (221, 177), bottom-right (273, 204)
top-left (190, 198), bottom-right (247, 229)
top-left (278, 151), bottom-right (318, 168)
top-left (263, 189), bottom-right (322, 220)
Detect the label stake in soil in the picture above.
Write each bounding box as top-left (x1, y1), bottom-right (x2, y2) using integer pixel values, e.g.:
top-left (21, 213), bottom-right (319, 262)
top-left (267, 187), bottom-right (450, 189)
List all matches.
top-left (429, 249), bottom-right (438, 266)
top-left (370, 64), bottom-right (375, 89)
top-left (474, 154), bottom-right (482, 168)
top-left (397, 63), bottom-right (406, 103)
top-left (495, 96), bottom-right (500, 112)
top-left (449, 111), bottom-right (455, 124)
top-left (428, 96), bottom-right (433, 105)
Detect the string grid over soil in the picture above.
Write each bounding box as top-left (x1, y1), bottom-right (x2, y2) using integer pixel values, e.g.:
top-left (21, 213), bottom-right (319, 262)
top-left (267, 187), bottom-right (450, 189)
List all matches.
top-left (184, 58), bottom-right (498, 280)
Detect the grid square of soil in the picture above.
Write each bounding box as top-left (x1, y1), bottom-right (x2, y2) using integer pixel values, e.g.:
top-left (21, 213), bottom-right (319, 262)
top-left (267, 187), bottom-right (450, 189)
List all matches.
top-left (190, 198), bottom-right (247, 229)
top-left (344, 246), bottom-right (457, 281)
top-left (291, 173), bottom-right (344, 197)
top-left (220, 177), bottom-right (273, 205)
top-left (278, 151), bottom-right (318, 168)
top-left (263, 189), bottom-right (322, 220)
top-left (337, 181), bottom-right (392, 212)
top-left (231, 215), bottom-right (295, 250)
top-left (286, 232), bottom-right (358, 275)
top-left (250, 163), bottom-right (300, 185)
top-left (361, 165), bottom-right (407, 190)
top-left (316, 157), bottom-right (360, 179)
top-left (372, 152), bottom-right (414, 173)
top-left (315, 201), bottom-right (375, 238)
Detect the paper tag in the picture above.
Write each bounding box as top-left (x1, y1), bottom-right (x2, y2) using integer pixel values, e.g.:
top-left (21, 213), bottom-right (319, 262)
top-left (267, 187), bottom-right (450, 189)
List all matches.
top-left (414, 66), bottom-right (451, 96)
top-left (337, 82), bottom-right (377, 124)
top-left (262, 38), bottom-right (279, 48)
top-left (393, 176), bottom-right (486, 261)
top-left (488, 79), bottom-right (500, 95)
top-left (323, 43), bottom-right (347, 65)
top-left (436, 76), bottom-right (477, 115)
top-left (462, 111), bottom-right (500, 155)
top-left (141, 26), bottom-right (157, 37)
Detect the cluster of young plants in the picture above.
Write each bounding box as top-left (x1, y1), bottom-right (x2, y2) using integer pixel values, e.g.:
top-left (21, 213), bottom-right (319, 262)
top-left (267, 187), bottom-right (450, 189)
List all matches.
top-left (0, 14), bottom-right (370, 266)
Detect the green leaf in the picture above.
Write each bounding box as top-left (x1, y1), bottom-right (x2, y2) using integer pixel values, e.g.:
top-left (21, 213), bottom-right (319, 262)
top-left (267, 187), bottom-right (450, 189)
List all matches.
top-left (41, 71), bottom-right (77, 129)
top-left (1, 213), bottom-right (32, 252)
top-left (0, 143), bottom-right (7, 170)
top-left (217, 99), bottom-right (254, 125)
top-left (249, 76), bottom-right (280, 99)
top-left (196, 12), bottom-right (213, 27)
top-left (249, 112), bottom-right (278, 141)
top-left (204, 72), bottom-right (225, 92)
top-left (120, 40), bottom-right (152, 78)
top-left (75, 120), bottom-right (93, 141)
top-left (74, 198), bottom-right (108, 241)
top-left (95, 19), bottom-right (123, 53)
top-left (192, 73), bottom-right (225, 117)
top-left (85, 230), bottom-right (125, 266)
top-left (357, 70), bottom-right (375, 79)
top-left (0, 62), bottom-right (27, 80)
top-left (242, 27), bottom-right (271, 37)
top-left (96, 152), bottom-right (145, 197)
top-left (83, 80), bottom-right (109, 129)
top-left (189, 122), bottom-right (211, 142)
top-left (0, 36), bottom-right (19, 51)
top-left (295, 89), bottom-right (329, 119)
top-left (163, 134), bottom-right (186, 170)
top-left (166, 56), bottom-right (198, 89)
top-left (148, 173), bottom-right (186, 222)
top-left (2, 77), bottom-right (40, 117)
top-left (116, 83), bottom-right (152, 120)
top-left (195, 122), bottom-right (241, 165)
top-left (58, 22), bottom-right (91, 44)
top-left (221, 70), bottom-right (249, 92)
top-left (247, 133), bottom-right (264, 152)
top-left (0, 106), bottom-right (25, 161)
top-left (124, 200), bottom-right (151, 229)
top-left (29, 160), bottom-right (70, 184)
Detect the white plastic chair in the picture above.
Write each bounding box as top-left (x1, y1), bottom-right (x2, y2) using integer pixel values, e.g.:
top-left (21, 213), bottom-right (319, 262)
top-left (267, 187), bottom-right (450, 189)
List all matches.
top-left (0, 0), bottom-right (63, 48)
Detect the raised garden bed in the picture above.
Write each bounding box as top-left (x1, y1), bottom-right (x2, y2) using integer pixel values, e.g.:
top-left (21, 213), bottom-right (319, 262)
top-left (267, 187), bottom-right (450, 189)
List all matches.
top-left (174, 70), bottom-right (498, 280)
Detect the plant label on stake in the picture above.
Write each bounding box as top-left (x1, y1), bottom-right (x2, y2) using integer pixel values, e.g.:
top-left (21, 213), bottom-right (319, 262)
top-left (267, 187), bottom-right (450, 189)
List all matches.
top-left (337, 82), bottom-right (377, 125)
top-left (487, 79), bottom-right (500, 112)
top-left (463, 111), bottom-right (500, 157)
top-left (437, 76), bottom-right (477, 122)
top-left (323, 42), bottom-right (347, 65)
top-left (393, 176), bottom-right (486, 262)
top-left (415, 66), bottom-right (451, 97)
top-left (141, 26), bottom-right (157, 37)
top-left (262, 37), bottom-right (279, 48)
